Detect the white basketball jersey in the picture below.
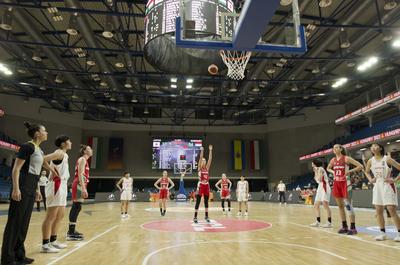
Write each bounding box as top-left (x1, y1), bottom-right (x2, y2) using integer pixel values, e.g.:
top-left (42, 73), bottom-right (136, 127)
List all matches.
top-left (237, 181), bottom-right (247, 193)
top-left (122, 177), bottom-right (133, 190)
top-left (371, 156), bottom-right (391, 180)
top-left (49, 153), bottom-right (69, 181)
top-left (317, 167), bottom-right (329, 184)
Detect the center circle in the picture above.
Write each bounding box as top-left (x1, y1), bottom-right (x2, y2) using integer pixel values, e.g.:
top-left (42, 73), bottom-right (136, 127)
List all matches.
top-left (141, 219), bottom-right (272, 233)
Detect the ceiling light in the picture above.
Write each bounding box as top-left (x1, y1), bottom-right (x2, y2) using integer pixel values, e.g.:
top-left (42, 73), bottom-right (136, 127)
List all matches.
top-left (125, 79), bottom-right (132, 88)
top-left (322, 81), bottom-right (329, 86)
top-left (228, 87), bottom-right (238, 92)
top-left (131, 97), bottom-right (138, 103)
top-left (311, 66), bottom-right (320, 74)
top-left (31, 51), bottom-right (42, 62)
top-left (317, 93), bottom-right (326, 96)
top-left (86, 59), bottom-right (96, 66)
top-left (346, 61), bottom-right (356, 67)
top-left (100, 81), bottom-right (108, 87)
top-left (171, 84), bottom-right (177, 88)
top-left (55, 73), bottom-right (63, 83)
top-left (382, 30), bottom-right (393, 42)
top-left (393, 38), bottom-right (400, 48)
top-left (66, 14), bottom-right (79, 36)
top-left (144, 107), bottom-right (149, 115)
top-left (332, 77), bottom-right (348, 88)
top-left (0, 63), bottom-right (13, 76)
top-left (319, 0), bottom-right (332, 8)
top-left (360, 148), bottom-right (367, 151)
top-left (387, 142), bottom-right (391, 145)
top-left (171, 77), bottom-right (177, 83)
top-left (252, 87), bottom-right (260, 92)
top-left (47, 6), bottom-right (58, 14)
top-left (17, 68), bottom-right (27, 74)
top-left (384, 0), bottom-right (397, 10)
top-left (71, 91), bottom-right (79, 99)
top-left (242, 101), bottom-right (248, 106)
top-left (339, 28), bottom-right (351, 49)
top-left (222, 98), bottom-right (229, 106)
top-left (291, 85), bottom-right (298, 92)
top-left (210, 110), bottom-right (215, 116)
top-left (396, 139), bottom-right (400, 143)
top-left (115, 62), bottom-right (124, 68)
top-left (385, 65), bottom-right (395, 71)
top-left (267, 68), bottom-right (276, 74)
top-left (102, 16), bottom-right (114, 38)
top-left (355, 83), bottom-right (363, 89)
top-left (110, 96), bottom-right (116, 102)
top-left (357, 56), bottom-right (379, 72)
top-left (186, 78), bottom-right (193, 83)
top-left (52, 14), bottom-right (63, 22)
top-left (276, 100), bottom-right (282, 105)
top-left (186, 85), bottom-right (192, 89)
top-left (0, 8), bottom-right (13, 31)
top-left (280, 0), bottom-right (292, 6)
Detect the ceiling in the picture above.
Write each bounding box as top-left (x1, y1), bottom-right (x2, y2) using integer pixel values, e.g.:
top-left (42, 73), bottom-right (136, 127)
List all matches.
top-left (0, 0), bottom-right (399, 126)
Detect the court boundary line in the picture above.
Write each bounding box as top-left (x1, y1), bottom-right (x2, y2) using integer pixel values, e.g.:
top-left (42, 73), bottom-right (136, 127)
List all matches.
top-left (46, 225), bottom-right (119, 265)
top-left (141, 240), bottom-right (347, 265)
top-left (289, 222), bottom-right (400, 250)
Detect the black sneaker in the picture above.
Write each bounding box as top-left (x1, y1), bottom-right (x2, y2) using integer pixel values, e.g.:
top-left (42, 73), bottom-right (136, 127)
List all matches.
top-left (205, 216), bottom-right (210, 223)
top-left (66, 231), bottom-right (84, 241)
top-left (193, 217), bottom-right (198, 223)
top-left (74, 230), bottom-right (83, 236)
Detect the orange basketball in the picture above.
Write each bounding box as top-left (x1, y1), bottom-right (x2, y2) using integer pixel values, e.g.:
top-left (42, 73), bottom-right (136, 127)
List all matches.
top-left (208, 64), bottom-right (218, 75)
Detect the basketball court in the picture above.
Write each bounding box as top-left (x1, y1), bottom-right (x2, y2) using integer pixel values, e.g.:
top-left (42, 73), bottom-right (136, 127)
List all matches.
top-left (0, 201), bottom-right (399, 265)
top-left (1, 0), bottom-right (400, 264)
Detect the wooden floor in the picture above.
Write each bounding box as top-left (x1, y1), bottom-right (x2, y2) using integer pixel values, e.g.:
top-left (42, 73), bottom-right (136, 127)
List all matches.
top-left (1, 201), bottom-right (400, 265)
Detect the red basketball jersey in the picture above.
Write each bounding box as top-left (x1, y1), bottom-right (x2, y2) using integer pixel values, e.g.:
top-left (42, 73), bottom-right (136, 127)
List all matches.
top-left (199, 168), bottom-right (209, 184)
top-left (221, 179), bottom-right (229, 190)
top-left (331, 156), bottom-right (347, 182)
top-left (73, 157), bottom-right (90, 183)
top-left (160, 177), bottom-right (169, 190)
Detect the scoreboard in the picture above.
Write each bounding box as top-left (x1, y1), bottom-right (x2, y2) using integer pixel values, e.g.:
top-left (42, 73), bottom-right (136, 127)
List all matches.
top-left (144, 0), bottom-right (235, 44)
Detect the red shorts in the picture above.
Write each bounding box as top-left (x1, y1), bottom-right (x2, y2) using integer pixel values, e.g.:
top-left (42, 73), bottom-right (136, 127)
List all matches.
top-left (221, 189), bottom-right (230, 198)
top-left (197, 183), bottom-right (210, 197)
top-left (71, 179), bottom-right (88, 201)
top-left (159, 189), bottom-right (168, 200)
top-left (332, 181), bottom-right (348, 199)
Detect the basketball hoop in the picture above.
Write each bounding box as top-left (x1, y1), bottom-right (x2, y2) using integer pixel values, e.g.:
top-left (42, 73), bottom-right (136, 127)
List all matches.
top-left (220, 50), bottom-right (251, 80)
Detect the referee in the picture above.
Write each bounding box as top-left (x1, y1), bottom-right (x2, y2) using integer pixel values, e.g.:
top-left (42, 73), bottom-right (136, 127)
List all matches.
top-left (277, 180), bottom-right (286, 205)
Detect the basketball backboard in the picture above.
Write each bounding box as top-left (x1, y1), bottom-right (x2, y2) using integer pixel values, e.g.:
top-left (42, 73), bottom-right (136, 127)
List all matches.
top-left (175, 0), bottom-right (307, 54)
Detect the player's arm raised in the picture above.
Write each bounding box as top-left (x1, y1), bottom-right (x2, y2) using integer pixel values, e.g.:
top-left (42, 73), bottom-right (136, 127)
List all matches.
top-left (206, 145), bottom-right (213, 170)
top-left (198, 146), bottom-right (204, 170)
top-left (326, 158), bottom-right (334, 175)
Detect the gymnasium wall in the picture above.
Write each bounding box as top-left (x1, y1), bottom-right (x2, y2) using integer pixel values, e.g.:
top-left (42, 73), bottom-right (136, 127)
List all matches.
top-left (0, 94), bottom-right (346, 185)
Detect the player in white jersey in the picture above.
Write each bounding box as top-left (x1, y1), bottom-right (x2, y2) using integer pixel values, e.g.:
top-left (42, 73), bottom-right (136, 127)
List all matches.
top-left (116, 172), bottom-right (133, 218)
top-left (364, 143), bottom-right (400, 242)
top-left (41, 135), bottom-right (72, 253)
top-left (236, 175), bottom-right (249, 216)
top-left (310, 158), bottom-right (332, 228)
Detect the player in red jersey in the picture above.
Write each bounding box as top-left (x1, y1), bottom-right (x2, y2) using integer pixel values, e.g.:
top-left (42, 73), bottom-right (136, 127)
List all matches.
top-left (327, 144), bottom-right (363, 235)
top-left (215, 173), bottom-right (232, 214)
top-left (154, 170), bottom-right (175, 216)
top-left (66, 145), bottom-right (93, 241)
top-left (193, 145), bottom-right (213, 223)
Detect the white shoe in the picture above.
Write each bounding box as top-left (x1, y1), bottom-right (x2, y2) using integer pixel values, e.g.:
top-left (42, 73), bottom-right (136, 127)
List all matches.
top-left (125, 214), bottom-right (130, 218)
top-left (310, 221), bottom-right (320, 227)
top-left (50, 241), bottom-right (67, 249)
top-left (228, 211), bottom-right (232, 215)
top-left (321, 222), bottom-right (333, 228)
top-left (284, 202), bottom-right (287, 205)
top-left (236, 212), bottom-right (242, 216)
top-left (393, 235), bottom-right (400, 242)
top-left (41, 243), bottom-right (60, 253)
top-left (121, 214), bottom-right (127, 219)
top-left (223, 211), bottom-right (227, 215)
top-left (375, 232), bottom-right (387, 241)
top-left (279, 202), bottom-right (282, 205)
top-left (244, 212), bottom-right (248, 216)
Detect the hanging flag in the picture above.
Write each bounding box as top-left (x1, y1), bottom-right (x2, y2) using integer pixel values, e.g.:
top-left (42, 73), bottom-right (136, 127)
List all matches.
top-left (107, 138), bottom-right (124, 170)
top-left (232, 140), bottom-right (245, 170)
top-left (250, 140), bottom-right (261, 170)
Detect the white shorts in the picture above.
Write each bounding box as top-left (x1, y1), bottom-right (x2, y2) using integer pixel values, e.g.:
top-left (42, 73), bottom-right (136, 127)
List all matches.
top-left (120, 190), bottom-right (132, 201)
top-left (237, 192), bottom-right (248, 202)
top-left (46, 180), bottom-right (68, 208)
top-left (314, 184), bottom-right (331, 203)
top-left (373, 180), bottom-right (398, 206)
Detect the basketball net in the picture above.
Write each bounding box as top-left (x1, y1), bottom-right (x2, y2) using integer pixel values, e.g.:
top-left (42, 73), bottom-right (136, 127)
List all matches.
top-left (220, 50), bottom-right (251, 80)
